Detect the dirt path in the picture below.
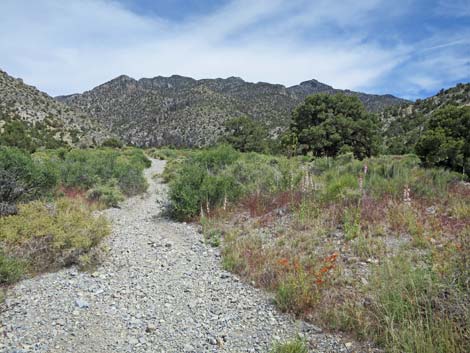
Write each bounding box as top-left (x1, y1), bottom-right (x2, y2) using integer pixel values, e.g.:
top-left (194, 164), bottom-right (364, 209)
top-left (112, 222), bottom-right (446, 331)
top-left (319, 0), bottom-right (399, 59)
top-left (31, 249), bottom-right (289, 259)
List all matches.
top-left (0, 159), bottom-right (351, 353)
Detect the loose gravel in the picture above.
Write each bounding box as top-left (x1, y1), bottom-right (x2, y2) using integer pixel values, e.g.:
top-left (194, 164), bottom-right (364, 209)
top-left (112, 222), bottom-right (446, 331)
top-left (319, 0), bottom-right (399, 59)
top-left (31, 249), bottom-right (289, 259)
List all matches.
top-left (0, 159), bottom-right (356, 353)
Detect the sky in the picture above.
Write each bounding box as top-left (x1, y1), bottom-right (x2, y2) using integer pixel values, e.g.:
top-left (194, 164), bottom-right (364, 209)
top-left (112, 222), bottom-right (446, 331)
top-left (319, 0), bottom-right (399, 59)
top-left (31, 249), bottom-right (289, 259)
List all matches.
top-left (0, 0), bottom-right (469, 100)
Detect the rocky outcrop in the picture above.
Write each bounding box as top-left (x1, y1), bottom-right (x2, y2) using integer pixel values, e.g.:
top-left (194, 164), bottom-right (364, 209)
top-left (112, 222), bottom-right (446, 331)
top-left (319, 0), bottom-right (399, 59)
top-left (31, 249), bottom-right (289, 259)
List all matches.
top-left (57, 75), bottom-right (408, 147)
top-left (0, 69), bottom-right (109, 148)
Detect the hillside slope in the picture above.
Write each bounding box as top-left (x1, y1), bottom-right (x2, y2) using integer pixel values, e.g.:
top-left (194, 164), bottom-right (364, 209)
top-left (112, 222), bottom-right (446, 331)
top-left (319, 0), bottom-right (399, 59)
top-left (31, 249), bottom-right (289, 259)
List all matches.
top-left (383, 83), bottom-right (470, 153)
top-left (0, 70), bottom-right (108, 150)
top-left (57, 75), bottom-right (408, 147)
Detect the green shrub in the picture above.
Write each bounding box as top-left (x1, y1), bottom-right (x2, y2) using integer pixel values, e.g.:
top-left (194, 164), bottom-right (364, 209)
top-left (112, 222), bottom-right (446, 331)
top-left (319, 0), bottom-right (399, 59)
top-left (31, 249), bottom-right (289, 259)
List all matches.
top-left (343, 207), bottom-right (361, 240)
top-left (113, 155), bottom-right (148, 196)
top-left (86, 180), bottom-right (124, 207)
top-left (275, 270), bottom-right (318, 313)
top-left (270, 337), bottom-right (308, 353)
top-left (122, 148), bottom-right (152, 169)
top-left (149, 147), bottom-right (194, 161)
top-left (309, 154), bottom-right (464, 202)
top-left (0, 198), bottom-right (110, 274)
top-left (58, 149), bottom-right (117, 188)
top-left (322, 173), bottom-right (360, 203)
top-left (168, 145), bottom-right (302, 220)
top-left (101, 138), bottom-right (124, 148)
top-left (0, 118), bottom-right (67, 152)
top-left (190, 144), bottom-right (239, 171)
top-left (0, 146), bottom-right (58, 201)
top-left (35, 147), bottom-right (150, 196)
top-left (0, 252), bottom-right (26, 284)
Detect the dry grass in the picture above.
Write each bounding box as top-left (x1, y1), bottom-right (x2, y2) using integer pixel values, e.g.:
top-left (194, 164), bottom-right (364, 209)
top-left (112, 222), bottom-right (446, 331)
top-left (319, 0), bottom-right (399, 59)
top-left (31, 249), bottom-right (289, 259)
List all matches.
top-left (194, 155), bottom-right (470, 353)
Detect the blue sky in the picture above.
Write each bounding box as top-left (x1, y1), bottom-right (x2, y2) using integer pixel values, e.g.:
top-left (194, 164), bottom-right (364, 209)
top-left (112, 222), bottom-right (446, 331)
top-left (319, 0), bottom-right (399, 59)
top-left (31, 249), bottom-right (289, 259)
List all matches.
top-left (1, 0), bottom-right (469, 100)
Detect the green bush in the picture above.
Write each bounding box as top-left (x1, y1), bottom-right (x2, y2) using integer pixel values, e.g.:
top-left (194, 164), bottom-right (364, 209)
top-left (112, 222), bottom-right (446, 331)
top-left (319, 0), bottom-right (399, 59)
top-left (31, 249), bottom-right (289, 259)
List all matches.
top-left (0, 146), bottom-right (58, 201)
top-left (168, 145), bottom-right (301, 220)
top-left (0, 118), bottom-right (67, 152)
top-left (148, 147), bottom-right (194, 161)
top-left (35, 147), bottom-right (150, 196)
top-left (86, 180), bottom-right (124, 207)
top-left (122, 148), bottom-right (152, 169)
top-left (322, 173), bottom-right (360, 203)
top-left (113, 155), bottom-right (148, 196)
top-left (275, 270), bottom-right (318, 313)
top-left (0, 198), bottom-right (110, 274)
top-left (0, 252), bottom-right (26, 284)
top-left (308, 154), bottom-right (464, 203)
top-left (101, 138), bottom-right (124, 148)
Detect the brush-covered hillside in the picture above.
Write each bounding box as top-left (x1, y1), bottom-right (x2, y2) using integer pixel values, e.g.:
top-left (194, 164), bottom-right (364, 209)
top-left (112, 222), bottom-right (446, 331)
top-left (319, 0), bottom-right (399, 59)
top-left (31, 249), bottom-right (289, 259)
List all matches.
top-left (0, 70), bottom-right (109, 151)
top-left (57, 75), bottom-right (408, 147)
top-left (383, 83), bottom-right (470, 154)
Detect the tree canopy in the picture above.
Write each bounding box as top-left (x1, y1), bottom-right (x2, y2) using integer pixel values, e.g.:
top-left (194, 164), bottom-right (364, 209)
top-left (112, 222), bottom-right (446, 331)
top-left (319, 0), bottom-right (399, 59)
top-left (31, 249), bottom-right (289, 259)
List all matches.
top-left (220, 116), bottom-right (270, 153)
top-left (288, 94), bottom-right (380, 159)
top-left (415, 105), bottom-right (470, 175)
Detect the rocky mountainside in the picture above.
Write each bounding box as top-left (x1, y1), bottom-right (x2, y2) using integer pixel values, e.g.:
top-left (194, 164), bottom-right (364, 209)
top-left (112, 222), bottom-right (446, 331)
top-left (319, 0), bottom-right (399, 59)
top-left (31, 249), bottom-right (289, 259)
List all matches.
top-left (57, 75), bottom-right (408, 147)
top-left (0, 69), bottom-right (108, 149)
top-left (383, 82), bottom-right (470, 153)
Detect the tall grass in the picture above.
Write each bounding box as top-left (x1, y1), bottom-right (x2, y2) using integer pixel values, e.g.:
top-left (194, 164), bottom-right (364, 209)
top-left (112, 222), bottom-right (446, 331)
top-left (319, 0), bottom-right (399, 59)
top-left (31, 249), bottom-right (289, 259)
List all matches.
top-left (171, 151), bottom-right (469, 353)
top-left (270, 337), bottom-right (308, 353)
top-left (363, 257), bottom-right (469, 353)
top-left (310, 153), bottom-right (462, 203)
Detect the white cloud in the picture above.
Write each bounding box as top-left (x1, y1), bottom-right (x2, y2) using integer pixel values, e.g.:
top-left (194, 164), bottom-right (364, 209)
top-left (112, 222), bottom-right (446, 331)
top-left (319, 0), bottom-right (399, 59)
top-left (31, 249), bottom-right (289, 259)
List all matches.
top-left (0, 0), bottom-right (467, 98)
top-left (369, 30), bottom-right (470, 98)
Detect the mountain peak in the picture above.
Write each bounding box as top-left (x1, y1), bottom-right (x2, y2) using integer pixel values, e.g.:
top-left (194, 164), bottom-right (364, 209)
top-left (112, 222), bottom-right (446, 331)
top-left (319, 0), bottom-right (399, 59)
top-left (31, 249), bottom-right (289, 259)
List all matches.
top-left (299, 78), bottom-right (333, 88)
top-left (226, 76), bottom-right (245, 82)
top-left (288, 78), bottom-right (335, 96)
top-left (57, 73), bottom-right (408, 148)
top-left (110, 74), bottom-right (136, 83)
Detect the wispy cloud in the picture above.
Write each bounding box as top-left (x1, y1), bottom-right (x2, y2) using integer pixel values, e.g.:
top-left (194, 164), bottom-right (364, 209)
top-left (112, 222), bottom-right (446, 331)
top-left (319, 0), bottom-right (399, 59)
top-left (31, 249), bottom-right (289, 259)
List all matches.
top-left (0, 0), bottom-right (468, 99)
top-left (364, 27), bottom-right (470, 99)
top-left (436, 0), bottom-right (470, 17)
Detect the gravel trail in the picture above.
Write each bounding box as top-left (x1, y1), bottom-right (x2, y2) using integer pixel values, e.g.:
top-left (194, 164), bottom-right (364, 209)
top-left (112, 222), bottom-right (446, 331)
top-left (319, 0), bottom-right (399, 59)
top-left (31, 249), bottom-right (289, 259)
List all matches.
top-left (1, 159), bottom-right (353, 353)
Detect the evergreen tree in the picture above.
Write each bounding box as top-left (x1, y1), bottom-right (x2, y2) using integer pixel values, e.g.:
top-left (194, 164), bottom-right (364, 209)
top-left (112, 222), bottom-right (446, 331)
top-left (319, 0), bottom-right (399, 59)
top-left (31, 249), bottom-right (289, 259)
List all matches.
top-left (415, 105), bottom-right (470, 175)
top-left (288, 94), bottom-right (380, 159)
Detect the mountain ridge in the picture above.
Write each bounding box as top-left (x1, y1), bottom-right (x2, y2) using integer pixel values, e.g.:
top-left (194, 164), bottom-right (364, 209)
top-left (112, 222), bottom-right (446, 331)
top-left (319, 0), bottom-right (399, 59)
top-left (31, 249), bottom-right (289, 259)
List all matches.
top-left (58, 74), bottom-right (405, 103)
top-left (0, 69), bottom-right (109, 149)
top-left (57, 74), bottom-right (409, 147)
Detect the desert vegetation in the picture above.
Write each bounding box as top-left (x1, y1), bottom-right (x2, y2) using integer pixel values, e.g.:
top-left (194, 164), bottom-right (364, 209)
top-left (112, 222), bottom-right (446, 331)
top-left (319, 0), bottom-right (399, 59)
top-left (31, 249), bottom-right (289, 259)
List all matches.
top-left (1, 72), bottom-right (468, 351)
top-left (270, 337), bottom-right (308, 353)
top-left (415, 105), bottom-right (469, 175)
top-left (162, 93), bottom-right (470, 353)
top-left (164, 145), bottom-right (302, 221)
top-left (166, 149), bottom-right (469, 352)
top-left (0, 146), bottom-right (150, 285)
